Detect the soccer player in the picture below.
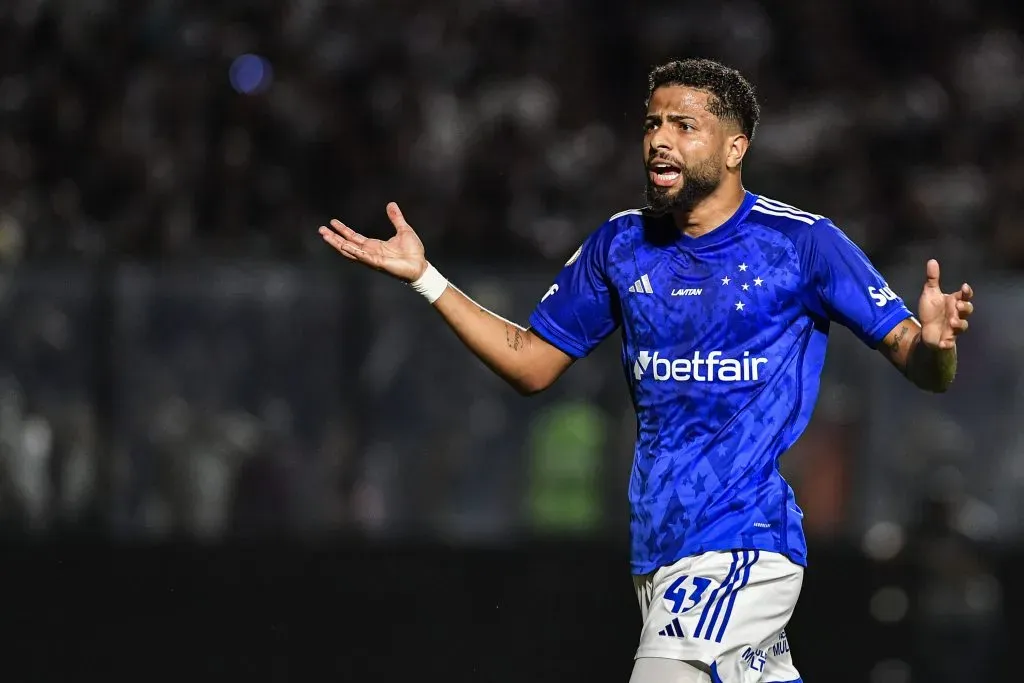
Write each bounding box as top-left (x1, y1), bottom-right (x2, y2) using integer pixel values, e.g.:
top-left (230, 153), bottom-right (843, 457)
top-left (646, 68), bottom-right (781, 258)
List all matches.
top-left (318, 58), bottom-right (975, 683)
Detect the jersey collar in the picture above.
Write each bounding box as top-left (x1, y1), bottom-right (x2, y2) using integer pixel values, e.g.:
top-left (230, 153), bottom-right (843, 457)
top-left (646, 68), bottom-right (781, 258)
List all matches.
top-left (676, 190), bottom-right (757, 249)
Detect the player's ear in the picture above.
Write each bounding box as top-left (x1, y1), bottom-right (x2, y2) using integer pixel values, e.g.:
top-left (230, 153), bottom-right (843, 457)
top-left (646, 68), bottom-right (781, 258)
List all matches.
top-left (725, 134), bottom-right (749, 170)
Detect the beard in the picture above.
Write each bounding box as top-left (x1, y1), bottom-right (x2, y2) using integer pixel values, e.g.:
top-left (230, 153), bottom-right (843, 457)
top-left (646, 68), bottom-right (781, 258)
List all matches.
top-left (644, 154), bottom-right (723, 215)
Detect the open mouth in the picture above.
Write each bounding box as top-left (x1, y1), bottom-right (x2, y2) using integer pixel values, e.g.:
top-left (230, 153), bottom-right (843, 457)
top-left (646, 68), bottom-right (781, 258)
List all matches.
top-left (648, 160), bottom-right (681, 187)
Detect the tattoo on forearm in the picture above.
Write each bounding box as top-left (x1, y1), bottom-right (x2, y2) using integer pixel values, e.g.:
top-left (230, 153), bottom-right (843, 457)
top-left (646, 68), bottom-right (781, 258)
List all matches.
top-left (506, 325), bottom-right (525, 351)
top-left (887, 324), bottom-right (909, 354)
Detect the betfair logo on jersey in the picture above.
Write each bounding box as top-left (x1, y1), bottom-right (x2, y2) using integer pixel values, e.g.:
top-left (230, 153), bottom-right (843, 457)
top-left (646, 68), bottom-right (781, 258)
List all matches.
top-left (868, 284), bottom-right (900, 308)
top-left (633, 350), bottom-right (768, 382)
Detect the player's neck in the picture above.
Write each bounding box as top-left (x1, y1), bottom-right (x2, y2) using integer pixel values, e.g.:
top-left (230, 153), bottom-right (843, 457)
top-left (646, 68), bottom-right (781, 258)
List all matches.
top-left (672, 183), bottom-right (746, 239)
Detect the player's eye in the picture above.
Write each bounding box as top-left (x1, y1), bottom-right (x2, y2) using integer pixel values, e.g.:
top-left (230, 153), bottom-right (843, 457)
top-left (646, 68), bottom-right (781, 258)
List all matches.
top-left (643, 120), bottom-right (659, 132)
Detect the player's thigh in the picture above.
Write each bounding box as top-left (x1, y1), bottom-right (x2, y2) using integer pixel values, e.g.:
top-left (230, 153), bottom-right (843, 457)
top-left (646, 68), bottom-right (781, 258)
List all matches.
top-left (634, 550), bottom-right (803, 682)
top-left (630, 658), bottom-right (711, 683)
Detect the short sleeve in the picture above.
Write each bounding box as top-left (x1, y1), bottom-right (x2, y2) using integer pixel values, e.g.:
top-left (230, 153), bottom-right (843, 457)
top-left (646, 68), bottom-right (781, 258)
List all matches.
top-left (528, 224), bottom-right (620, 359)
top-left (798, 219), bottom-right (913, 348)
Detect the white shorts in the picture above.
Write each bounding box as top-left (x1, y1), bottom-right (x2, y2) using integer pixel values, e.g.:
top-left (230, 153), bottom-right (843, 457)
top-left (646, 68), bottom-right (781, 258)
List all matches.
top-left (633, 550), bottom-right (803, 683)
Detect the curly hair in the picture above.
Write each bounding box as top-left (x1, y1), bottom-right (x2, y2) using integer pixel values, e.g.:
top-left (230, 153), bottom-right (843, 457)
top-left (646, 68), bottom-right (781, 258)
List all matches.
top-left (646, 59), bottom-right (760, 141)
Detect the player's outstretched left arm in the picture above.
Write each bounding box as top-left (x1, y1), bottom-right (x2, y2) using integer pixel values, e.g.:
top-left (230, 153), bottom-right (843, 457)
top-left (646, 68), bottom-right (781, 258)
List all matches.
top-left (877, 259), bottom-right (974, 393)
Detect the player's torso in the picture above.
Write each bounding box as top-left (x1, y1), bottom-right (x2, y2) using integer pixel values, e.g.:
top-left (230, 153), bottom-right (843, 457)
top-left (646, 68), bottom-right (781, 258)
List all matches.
top-left (608, 207), bottom-right (820, 572)
top-left (608, 212), bottom-right (811, 423)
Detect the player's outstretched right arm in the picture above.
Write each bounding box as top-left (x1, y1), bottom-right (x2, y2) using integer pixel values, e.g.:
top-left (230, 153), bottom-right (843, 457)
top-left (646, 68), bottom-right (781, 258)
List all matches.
top-left (319, 202), bottom-right (573, 395)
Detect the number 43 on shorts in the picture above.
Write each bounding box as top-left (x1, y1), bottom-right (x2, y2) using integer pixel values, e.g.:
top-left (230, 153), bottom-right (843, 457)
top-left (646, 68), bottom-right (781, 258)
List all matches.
top-left (664, 575), bottom-right (714, 614)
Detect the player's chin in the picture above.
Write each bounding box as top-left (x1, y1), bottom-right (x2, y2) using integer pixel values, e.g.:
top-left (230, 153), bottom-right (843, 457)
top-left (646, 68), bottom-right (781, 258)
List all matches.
top-left (645, 182), bottom-right (681, 209)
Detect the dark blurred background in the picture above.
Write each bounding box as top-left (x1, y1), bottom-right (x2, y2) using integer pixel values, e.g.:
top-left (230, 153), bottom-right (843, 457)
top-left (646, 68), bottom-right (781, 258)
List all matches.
top-left (0, 0), bottom-right (1022, 681)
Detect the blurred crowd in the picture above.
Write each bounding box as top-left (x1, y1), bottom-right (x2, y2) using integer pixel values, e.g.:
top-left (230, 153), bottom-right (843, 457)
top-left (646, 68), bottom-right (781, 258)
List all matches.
top-left (0, 0), bottom-right (1022, 268)
top-left (0, 4), bottom-right (1019, 679)
top-left (0, 0), bottom-right (1022, 548)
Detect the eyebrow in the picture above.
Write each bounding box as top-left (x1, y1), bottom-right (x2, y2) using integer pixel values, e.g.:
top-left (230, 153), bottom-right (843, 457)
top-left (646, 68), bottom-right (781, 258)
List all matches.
top-left (645, 113), bottom-right (699, 123)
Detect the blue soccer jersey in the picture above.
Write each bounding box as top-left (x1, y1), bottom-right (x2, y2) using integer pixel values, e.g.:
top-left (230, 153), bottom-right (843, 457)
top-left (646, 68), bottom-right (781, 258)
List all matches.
top-left (529, 191), bottom-right (913, 575)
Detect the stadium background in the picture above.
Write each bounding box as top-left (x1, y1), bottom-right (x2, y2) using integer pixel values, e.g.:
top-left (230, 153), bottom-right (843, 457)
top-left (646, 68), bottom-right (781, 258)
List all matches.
top-left (1, 0), bottom-right (1022, 680)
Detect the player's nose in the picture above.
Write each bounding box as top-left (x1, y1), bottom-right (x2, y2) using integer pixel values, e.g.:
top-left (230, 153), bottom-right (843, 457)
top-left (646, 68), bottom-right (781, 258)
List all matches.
top-left (648, 132), bottom-right (673, 155)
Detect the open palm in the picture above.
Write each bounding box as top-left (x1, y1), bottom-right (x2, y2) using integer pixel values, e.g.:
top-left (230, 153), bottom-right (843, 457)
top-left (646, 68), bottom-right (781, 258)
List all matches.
top-left (319, 202), bottom-right (427, 282)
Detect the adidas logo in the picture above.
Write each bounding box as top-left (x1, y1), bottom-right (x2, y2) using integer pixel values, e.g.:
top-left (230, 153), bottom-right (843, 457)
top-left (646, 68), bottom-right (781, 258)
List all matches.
top-left (658, 617), bottom-right (685, 638)
top-left (628, 274), bottom-right (654, 294)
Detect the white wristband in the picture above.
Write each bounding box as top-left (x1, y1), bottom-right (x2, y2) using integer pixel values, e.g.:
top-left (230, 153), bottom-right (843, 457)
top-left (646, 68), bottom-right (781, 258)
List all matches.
top-left (409, 263), bottom-right (449, 304)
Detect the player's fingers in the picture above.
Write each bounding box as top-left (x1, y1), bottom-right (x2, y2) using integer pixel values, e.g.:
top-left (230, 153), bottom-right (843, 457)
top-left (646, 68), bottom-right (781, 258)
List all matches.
top-left (956, 300), bottom-right (974, 317)
top-left (923, 258), bottom-right (941, 290)
top-left (329, 219), bottom-right (368, 245)
top-left (335, 248), bottom-right (359, 262)
top-left (320, 227), bottom-right (368, 259)
top-left (386, 202), bottom-right (413, 233)
top-left (950, 317), bottom-right (968, 334)
top-left (328, 235), bottom-right (384, 268)
top-left (961, 283), bottom-right (973, 301)
top-left (319, 226), bottom-right (350, 252)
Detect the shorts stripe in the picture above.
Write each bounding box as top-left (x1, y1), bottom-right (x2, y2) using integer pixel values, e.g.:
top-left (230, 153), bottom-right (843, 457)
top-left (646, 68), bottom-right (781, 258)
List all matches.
top-left (701, 551), bottom-right (757, 641)
top-left (693, 551), bottom-right (739, 639)
top-left (715, 550), bottom-right (760, 642)
top-left (709, 661), bottom-right (806, 683)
